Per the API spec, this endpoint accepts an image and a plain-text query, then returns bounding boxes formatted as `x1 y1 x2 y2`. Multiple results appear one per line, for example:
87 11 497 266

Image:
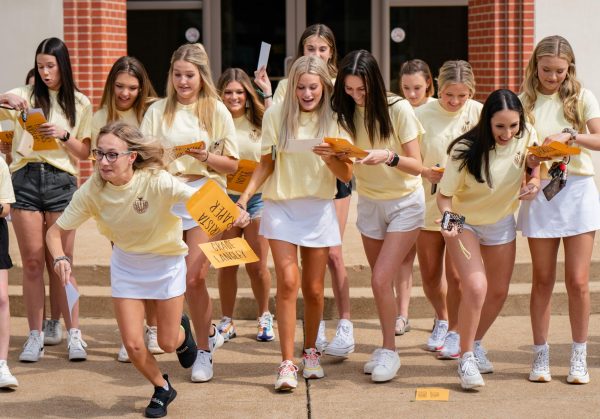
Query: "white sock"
533 343 548 352
162 381 169 391
573 341 587 351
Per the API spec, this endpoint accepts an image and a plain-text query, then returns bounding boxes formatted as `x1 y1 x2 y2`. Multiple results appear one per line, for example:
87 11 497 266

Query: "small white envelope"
284 138 323 153
257 42 271 70
65 281 80 318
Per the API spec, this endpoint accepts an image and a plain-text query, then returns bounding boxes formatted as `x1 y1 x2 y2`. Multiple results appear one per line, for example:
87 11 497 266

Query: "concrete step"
9 281 600 320
9 260 600 288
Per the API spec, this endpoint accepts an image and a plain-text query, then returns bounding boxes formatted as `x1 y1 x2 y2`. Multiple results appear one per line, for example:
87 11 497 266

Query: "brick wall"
468 0 535 101
63 0 128 182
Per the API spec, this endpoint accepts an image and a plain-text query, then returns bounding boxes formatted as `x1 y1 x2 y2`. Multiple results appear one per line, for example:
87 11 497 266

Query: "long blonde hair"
164 43 219 136
279 56 334 150
94 121 168 186
436 60 476 97
521 35 583 131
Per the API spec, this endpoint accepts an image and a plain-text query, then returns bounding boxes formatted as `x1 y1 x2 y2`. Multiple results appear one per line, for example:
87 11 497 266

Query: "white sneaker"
209 325 224 353
19 330 44 362
316 320 328 352
217 316 237 342
274 360 298 391
529 344 551 382
67 328 88 361
567 345 590 384
371 349 401 382
191 350 213 382
117 343 130 363
427 319 448 351
473 341 494 374
0 360 18 389
437 331 460 360
145 326 164 354
324 319 355 357
395 315 411 336
43 319 63 346
257 312 275 342
458 352 485 389
302 348 324 379
364 348 383 375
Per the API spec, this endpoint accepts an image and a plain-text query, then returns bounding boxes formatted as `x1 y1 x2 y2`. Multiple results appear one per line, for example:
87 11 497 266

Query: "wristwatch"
59 131 71 142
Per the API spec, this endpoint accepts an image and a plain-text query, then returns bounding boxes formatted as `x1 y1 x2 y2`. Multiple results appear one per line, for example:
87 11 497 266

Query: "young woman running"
0 37 91 362
518 35 600 385
415 60 482 359
438 89 539 389
392 59 436 335
93 56 163 362
141 43 238 383
332 50 424 383
237 55 352 391
215 67 274 342
47 121 248 417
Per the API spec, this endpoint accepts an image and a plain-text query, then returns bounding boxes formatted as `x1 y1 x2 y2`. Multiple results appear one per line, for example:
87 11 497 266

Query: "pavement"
3 315 600 418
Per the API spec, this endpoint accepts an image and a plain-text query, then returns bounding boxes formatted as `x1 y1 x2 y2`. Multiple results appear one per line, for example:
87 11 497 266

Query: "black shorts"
335 178 353 200
0 218 12 269
11 163 77 212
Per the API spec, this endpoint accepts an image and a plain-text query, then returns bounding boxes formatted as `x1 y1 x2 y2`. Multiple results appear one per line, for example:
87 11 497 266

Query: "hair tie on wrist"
201 152 210 162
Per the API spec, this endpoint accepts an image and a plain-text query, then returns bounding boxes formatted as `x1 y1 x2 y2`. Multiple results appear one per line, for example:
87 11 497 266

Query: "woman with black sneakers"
46 122 249 417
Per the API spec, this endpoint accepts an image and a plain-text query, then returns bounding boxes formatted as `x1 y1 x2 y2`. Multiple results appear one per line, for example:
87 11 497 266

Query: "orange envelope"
0 130 14 144
173 141 206 159
528 141 581 158
415 387 449 401
226 159 258 193
324 137 368 158
185 179 240 237
18 108 59 151
198 237 259 268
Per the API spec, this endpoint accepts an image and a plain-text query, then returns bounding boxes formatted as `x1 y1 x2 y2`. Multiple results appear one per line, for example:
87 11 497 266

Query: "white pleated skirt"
111 246 187 299
259 198 341 247
517 175 600 238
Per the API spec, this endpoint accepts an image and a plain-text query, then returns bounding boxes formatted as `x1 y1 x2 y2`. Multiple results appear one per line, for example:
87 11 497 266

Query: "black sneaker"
176 314 197 368
144 374 177 418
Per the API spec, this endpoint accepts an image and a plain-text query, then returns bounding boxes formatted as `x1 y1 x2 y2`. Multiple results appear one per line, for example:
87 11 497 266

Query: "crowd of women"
0 22 599 418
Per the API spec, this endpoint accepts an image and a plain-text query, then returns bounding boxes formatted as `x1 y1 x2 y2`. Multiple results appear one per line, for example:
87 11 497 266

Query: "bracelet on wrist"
384 149 392 164
235 202 246 211
562 127 578 144
53 255 72 267
201 152 210 162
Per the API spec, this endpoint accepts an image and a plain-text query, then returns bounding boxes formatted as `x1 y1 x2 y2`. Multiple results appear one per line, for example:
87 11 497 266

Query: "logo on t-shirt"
514 151 525 168
249 128 261 143
133 197 149 214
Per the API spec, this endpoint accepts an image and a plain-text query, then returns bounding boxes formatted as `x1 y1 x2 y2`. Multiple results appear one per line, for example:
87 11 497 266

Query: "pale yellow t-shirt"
141 99 239 187
439 123 538 226
416 99 483 230
227 115 263 196
92 107 140 148
0 158 15 204
520 88 600 178
261 103 348 200
57 169 193 255
0 85 92 175
353 97 424 200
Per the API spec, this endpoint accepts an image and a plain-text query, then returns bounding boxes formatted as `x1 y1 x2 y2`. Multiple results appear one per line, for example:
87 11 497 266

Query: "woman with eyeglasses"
0 37 92 363
47 121 248 417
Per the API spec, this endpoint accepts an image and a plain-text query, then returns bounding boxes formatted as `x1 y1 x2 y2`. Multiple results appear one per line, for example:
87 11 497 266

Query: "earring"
245 100 250 109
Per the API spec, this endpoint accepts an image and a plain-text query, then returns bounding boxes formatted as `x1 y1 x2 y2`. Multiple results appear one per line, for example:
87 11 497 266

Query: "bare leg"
416 231 448 320
328 196 351 319
301 246 329 348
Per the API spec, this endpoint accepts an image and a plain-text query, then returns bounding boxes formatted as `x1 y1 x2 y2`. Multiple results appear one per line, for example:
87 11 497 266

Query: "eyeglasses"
92 149 132 163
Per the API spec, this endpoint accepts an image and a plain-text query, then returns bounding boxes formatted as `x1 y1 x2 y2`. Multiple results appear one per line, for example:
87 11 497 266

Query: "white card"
284 138 323 153
257 42 271 70
65 281 80 318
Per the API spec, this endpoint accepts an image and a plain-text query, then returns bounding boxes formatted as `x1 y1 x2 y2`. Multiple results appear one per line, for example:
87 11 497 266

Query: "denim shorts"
229 193 264 220
11 163 77 212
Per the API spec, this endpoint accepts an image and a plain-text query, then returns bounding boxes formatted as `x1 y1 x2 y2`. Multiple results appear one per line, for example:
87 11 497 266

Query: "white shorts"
517 175 600 238
171 177 209 231
259 198 341 247
357 186 425 240
111 246 187 299
463 214 516 246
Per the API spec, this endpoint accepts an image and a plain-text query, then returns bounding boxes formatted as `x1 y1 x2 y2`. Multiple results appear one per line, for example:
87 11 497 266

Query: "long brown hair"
294 24 338 78
217 68 264 128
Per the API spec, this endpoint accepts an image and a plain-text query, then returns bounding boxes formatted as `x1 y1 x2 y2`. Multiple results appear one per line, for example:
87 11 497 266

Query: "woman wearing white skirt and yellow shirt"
47 122 249 417
415 60 482 360
215 68 274 343
237 56 352 391
93 56 163 362
332 50 424 383
518 35 600 384
0 37 92 363
141 43 239 383
438 89 539 389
